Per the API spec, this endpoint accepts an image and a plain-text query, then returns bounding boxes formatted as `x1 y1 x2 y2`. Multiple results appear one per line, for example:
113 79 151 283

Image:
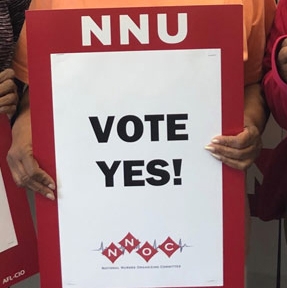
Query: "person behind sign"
0 0 31 119
7 0 275 204
262 0 287 129
261 0 287 236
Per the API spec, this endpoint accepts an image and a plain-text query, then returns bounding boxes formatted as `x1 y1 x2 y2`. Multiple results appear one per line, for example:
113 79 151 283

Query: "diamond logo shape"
119 232 140 253
102 242 123 263
136 241 158 262
158 237 180 257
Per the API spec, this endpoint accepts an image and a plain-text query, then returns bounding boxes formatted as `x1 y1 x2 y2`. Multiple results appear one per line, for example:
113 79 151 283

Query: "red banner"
0 115 38 288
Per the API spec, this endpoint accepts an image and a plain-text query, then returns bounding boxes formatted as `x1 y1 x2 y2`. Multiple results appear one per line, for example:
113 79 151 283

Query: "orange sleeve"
12 22 29 84
12 0 54 84
243 0 276 85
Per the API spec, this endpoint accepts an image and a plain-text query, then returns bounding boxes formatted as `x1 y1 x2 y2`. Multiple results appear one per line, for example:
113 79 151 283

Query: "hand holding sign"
205 83 265 171
7 89 56 200
205 125 262 170
0 68 18 119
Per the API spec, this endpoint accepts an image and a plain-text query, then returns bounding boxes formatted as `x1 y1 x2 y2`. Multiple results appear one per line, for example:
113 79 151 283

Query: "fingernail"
48 183 55 190
211 153 221 160
205 145 215 152
211 138 220 144
46 193 55 201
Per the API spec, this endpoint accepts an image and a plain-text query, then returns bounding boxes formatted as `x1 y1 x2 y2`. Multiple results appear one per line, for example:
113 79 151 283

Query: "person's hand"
205 125 262 171
7 102 56 200
0 68 18 118
277 38 287 83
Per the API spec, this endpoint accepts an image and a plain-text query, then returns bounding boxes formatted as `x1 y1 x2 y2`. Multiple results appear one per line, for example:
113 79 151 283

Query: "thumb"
281 38 287 48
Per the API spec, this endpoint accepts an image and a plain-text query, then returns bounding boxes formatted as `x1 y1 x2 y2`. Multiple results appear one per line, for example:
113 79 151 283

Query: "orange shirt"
13 0 276 85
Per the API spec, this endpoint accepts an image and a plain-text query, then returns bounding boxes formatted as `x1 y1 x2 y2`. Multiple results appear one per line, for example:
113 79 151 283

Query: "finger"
210 134 250 150
205 143 252 161
0 79 17 97
0 105 17 117
18 172 56 200
29 167 56 190
210 152 253 170
0 68 15 82
278 45 287 82
23 179 56 200
278 46 287 64
0 93 18 106
211 126 261 149
281 38 287 48
205 142 259 171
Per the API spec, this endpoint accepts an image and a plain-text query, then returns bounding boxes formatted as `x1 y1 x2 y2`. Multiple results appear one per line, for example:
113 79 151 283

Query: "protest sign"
0 115 38 288
27 5 244 288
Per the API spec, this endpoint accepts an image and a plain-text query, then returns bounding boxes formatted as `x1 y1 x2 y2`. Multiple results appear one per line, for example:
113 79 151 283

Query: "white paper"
51 49 222 287
0 168 18 253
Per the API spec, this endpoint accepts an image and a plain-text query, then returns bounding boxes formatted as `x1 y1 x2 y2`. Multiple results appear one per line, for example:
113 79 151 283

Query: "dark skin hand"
277 38 287 83
7 88 56 200
205 83 266 171
0 68 18 118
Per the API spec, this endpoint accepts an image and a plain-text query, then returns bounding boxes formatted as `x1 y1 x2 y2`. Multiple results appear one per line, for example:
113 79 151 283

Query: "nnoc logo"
2 270 25 284
98 233 189 263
